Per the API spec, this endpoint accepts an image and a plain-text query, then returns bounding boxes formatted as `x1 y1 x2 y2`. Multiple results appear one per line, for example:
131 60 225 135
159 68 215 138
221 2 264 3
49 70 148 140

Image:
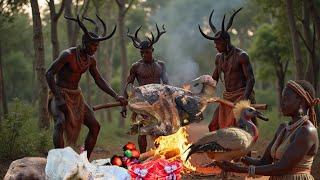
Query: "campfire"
182 83 191 91
153 127 196 172
140 127 196 173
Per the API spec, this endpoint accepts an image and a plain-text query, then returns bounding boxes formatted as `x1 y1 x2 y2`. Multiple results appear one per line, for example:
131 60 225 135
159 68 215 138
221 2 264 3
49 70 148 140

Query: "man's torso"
134 60 164 86
218 48 248 92
56 47 93 89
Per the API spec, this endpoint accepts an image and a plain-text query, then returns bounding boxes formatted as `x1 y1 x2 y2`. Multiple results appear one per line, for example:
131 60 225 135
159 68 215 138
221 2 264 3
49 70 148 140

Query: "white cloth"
45 147 130 180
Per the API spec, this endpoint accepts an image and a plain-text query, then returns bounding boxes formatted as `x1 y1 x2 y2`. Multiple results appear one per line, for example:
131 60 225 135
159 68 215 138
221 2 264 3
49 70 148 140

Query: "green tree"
30 0 49 129
249 23 291 111
0 0 29 121
48 0 65 60
115 0 135 128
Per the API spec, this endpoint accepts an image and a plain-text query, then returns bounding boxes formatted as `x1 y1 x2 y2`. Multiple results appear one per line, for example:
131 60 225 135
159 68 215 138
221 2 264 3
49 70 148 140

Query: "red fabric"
156 159 183 180
208 103 236 132
128 161 157 180
209 87 255 132
128 159 182 180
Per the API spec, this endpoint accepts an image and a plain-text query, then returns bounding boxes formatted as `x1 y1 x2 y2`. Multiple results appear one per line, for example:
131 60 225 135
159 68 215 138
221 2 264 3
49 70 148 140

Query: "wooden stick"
92 102 122 111
139 150 155 161
207 98 268 110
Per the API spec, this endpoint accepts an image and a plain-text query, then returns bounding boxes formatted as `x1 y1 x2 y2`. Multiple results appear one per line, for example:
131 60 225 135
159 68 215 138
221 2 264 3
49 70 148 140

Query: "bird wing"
193 127 253 151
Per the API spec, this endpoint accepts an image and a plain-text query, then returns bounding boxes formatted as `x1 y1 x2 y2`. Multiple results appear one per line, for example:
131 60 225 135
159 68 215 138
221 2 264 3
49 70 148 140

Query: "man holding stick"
46 15 127 159
121 24 169 153
199 8 256 131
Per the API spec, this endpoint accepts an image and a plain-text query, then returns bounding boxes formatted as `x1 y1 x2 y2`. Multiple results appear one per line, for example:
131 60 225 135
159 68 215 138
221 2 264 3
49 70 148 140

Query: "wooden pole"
207 98 268 110
92 102 122 111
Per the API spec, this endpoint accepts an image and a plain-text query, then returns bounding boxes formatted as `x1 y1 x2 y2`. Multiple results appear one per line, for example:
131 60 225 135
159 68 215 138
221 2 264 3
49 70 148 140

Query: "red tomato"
123 142 136 151
131 149 140 158
111 155 123 166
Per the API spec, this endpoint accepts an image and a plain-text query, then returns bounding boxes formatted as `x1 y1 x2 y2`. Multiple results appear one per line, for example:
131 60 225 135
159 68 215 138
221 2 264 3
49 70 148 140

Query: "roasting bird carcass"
127 75 217 136
186 100 268 162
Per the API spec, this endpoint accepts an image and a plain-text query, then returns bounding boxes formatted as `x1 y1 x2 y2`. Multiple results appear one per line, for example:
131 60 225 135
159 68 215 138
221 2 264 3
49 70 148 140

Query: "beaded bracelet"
248 165 256 177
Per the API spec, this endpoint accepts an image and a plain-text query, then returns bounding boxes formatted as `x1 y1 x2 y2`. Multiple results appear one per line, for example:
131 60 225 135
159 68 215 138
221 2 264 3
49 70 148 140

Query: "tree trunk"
30 0 49 129
0 41 8 121
309 0 320 47
31 57 36 105
275 70 285 113
104 38 115 122
307 0 320 97
307 0 320 124
115 0 134 127
285 0 304 79
302 1 319 96
273 55 288 114
302 0 315 85
49 0 64 60
238 28 246 49
104 0 115 123
65 0 73 46
118 11 127 128
49 0 59 59
51 18 60 59
70 0 91 46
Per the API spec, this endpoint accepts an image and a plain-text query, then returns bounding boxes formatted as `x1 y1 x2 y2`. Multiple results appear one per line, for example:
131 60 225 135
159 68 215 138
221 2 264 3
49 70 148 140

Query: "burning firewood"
162 148 180 159
139 150 155 161
137 127 196 173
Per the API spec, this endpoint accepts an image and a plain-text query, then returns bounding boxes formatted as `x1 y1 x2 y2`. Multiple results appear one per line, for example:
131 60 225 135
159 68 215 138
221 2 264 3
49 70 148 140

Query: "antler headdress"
199 8 242 41
127 24 166 49
64 14 117 42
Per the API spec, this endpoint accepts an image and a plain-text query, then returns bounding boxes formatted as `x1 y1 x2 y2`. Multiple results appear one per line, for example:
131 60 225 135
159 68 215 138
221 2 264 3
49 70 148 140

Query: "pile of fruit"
110 142 140 168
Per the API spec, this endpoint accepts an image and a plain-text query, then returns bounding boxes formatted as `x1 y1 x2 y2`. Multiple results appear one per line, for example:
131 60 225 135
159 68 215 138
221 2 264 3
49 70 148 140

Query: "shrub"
0 98 52 160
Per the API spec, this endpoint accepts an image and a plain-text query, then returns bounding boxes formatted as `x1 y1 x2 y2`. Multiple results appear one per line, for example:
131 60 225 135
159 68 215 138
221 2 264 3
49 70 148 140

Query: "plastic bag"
45 147 130 180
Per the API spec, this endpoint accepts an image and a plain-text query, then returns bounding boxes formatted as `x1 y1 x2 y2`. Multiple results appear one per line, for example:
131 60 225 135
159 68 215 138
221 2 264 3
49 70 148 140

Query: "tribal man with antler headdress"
46 15 127 159
198 8 256 132
121 24 169 153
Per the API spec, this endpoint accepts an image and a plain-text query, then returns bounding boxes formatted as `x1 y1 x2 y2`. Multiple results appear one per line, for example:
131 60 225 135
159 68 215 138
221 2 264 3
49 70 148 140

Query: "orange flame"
182 83 191 91
152 127 196 172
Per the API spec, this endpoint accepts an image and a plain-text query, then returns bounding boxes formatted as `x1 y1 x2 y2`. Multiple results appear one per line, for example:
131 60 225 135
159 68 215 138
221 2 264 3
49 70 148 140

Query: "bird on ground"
186 100 268 162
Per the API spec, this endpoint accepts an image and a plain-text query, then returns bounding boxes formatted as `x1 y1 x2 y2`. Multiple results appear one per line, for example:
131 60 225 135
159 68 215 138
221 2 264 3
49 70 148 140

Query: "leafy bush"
0 98 52 160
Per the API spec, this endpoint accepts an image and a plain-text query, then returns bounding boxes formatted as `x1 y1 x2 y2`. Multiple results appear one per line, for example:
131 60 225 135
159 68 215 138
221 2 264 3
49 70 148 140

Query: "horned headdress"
199 8 242 42
64 14 117 42
127 24 166 49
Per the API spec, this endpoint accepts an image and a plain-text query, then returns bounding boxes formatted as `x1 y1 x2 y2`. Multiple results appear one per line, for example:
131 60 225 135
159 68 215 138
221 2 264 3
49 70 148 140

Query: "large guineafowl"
186 100 268 162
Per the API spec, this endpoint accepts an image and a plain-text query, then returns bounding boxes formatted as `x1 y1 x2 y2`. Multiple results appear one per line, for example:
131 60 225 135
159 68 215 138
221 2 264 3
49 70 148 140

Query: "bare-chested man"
121 24 169 153
46 15 127 158
198 8 256 132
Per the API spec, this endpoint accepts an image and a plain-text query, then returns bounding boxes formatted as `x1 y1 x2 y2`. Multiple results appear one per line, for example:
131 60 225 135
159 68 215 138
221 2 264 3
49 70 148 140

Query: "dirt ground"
1 122 319 179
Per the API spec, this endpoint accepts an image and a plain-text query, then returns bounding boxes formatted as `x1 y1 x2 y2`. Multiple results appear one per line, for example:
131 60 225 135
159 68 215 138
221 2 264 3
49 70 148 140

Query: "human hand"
240 156 251 166
121 106 127 118
215 161 243 173
115 95 128 106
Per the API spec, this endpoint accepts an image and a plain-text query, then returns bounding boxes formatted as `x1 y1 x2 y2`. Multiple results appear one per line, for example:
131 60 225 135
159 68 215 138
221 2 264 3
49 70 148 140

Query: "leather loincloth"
48 87 87 144
209 87 255 131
